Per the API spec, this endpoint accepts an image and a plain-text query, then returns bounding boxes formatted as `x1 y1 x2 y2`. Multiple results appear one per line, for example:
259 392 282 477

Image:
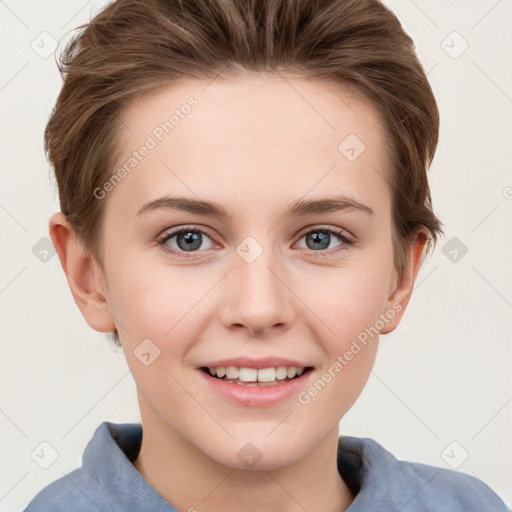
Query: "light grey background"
1 1 511 510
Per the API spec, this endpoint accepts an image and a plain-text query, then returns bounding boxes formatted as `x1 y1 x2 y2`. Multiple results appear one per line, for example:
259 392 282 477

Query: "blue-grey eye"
297 229 345 251
163 229 214 252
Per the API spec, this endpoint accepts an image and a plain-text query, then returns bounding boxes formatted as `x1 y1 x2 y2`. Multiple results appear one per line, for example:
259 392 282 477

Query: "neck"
132 403 354 512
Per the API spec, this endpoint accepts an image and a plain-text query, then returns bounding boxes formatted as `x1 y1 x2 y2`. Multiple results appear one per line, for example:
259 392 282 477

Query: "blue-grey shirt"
24 421 509 511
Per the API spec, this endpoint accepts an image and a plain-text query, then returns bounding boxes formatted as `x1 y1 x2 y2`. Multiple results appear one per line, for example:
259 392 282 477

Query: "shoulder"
338 436 509 511
23 421 171 512
399 458 508 511
23 467 105 512
23 421 128 512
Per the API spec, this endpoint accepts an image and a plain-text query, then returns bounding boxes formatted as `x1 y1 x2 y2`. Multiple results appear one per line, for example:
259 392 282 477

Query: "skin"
49 73 427 512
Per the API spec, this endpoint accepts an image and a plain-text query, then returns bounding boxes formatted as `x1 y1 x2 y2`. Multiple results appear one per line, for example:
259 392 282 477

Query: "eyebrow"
136 194 374 218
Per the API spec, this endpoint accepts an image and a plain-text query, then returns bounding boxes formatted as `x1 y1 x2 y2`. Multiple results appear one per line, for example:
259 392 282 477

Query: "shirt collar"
83 421 176 511
83 421 416 511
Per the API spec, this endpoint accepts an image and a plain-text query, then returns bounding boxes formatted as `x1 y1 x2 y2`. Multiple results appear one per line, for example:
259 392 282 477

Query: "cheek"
106 256 204 345
302 270 390 412
298 252 393 400
106 258 229 398
108 261 206 409
304 261 393 344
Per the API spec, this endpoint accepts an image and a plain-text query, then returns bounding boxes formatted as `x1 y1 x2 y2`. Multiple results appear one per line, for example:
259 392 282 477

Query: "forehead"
108 74 391 219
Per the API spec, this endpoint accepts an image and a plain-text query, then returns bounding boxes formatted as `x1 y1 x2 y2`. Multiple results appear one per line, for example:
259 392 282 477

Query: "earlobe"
380 229 428 335
49 212 116 333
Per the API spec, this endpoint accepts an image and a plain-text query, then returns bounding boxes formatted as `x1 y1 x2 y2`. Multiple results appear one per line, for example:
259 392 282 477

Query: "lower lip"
197 368 314 407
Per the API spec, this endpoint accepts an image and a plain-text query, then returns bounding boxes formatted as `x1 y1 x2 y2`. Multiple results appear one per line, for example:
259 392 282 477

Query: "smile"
203 365 310 386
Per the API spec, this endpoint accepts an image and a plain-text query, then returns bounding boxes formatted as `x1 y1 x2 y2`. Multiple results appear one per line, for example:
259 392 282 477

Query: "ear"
379 228 428 335
49 212 116 333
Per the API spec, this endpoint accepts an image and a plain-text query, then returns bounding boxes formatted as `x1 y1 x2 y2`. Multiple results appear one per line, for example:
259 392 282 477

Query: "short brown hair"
46 0 443 346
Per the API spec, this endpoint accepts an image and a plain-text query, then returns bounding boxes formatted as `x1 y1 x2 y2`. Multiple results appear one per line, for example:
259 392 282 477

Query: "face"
90 74 408 469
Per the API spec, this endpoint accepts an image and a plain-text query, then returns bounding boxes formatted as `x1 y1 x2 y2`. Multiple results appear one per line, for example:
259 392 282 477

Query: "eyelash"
156 225 354 259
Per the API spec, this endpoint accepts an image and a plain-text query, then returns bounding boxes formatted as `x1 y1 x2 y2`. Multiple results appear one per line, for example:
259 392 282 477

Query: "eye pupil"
177 231 202 251
307 232 330 251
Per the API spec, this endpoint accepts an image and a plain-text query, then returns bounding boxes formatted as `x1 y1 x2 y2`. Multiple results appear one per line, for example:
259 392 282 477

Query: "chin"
203 437 304 472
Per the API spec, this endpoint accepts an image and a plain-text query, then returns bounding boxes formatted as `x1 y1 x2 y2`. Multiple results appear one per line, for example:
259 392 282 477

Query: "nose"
218 245 296 337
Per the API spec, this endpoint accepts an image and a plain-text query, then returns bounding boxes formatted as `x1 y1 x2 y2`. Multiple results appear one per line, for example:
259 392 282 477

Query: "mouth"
200 366 314 387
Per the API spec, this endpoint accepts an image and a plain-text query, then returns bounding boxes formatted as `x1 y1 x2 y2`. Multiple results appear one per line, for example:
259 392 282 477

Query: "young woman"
24 0 508 510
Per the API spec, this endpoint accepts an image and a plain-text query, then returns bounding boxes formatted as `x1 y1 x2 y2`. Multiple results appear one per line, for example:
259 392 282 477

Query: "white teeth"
225 366 238 379
207 365 307 383
238 367 258 382
287 367 297 379
257 368 275 382
275 366 288 380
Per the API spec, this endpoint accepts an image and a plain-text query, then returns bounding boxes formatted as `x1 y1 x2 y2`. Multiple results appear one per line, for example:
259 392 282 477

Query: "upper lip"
199 357 311 370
